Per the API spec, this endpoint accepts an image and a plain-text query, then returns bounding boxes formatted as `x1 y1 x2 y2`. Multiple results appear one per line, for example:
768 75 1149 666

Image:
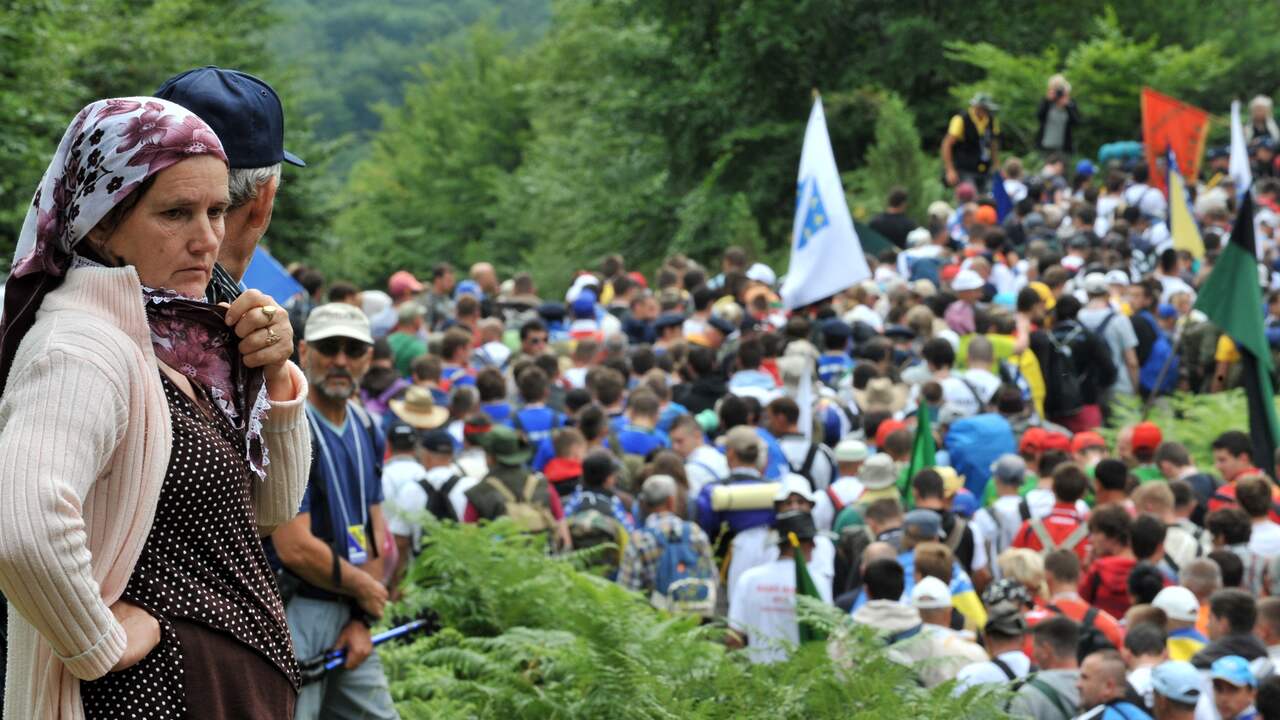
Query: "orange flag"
1141 88 1210 195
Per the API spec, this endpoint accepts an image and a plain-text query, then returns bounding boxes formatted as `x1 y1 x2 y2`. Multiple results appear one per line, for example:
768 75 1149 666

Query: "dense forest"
3 0 1278 294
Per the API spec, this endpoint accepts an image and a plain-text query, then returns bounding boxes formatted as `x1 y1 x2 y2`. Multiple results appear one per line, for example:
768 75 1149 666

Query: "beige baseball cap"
304 303 373 344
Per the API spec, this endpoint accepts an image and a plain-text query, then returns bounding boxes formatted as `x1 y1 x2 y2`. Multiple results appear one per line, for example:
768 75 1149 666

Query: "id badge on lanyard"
346 524 369 565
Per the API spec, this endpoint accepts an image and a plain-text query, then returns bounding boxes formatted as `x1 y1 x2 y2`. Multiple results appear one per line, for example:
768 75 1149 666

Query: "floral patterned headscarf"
1 97 270 479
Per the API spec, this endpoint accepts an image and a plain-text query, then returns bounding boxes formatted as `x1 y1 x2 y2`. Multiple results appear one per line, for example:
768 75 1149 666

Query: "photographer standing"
1037 74 1081 156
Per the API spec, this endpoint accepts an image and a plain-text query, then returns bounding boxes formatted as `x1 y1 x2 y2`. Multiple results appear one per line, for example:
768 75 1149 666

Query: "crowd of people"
8 62 1280 720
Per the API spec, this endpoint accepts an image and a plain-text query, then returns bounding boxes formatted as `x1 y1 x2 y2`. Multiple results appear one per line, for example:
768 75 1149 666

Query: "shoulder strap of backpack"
884 623 924 645
1059 523 1091 552
957 375 985 409
1090 311 1118 337
485 475 518 504
1019 497 1031 521
991 656 1019 681
522 474 540 503
798 443 821 483
1082 606 1099 632
827 486 846 513
945 516 967 552
1029 517 1054 549
1026 675 1073 719
511 410 525 435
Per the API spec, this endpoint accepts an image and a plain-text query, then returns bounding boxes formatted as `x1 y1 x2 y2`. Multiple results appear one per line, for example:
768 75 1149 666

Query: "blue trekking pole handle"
320 618 433 670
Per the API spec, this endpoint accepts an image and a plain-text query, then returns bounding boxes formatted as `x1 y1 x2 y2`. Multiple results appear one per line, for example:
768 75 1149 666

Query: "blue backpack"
945 413 1017 498
646 523 716 615
1137 313 1179 394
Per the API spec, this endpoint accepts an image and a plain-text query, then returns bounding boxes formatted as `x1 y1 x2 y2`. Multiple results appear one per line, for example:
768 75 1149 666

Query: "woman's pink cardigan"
0 265 311 719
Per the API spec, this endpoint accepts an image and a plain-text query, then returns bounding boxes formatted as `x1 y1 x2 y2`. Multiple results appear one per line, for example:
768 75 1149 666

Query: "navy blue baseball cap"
155 66 305 169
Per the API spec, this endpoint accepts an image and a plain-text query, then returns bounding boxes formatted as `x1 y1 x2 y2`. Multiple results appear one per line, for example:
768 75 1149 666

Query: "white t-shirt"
563 366 589 389
1024 488 1091 520
843 304 884 333
777 434 836 491
729 556 833 665
813 476 865 531
684 445 729 498
960 368 1001 406
765 535 836 597
972 495 1026 578
1251 521 1280 559
940 376 983 417
954 650 1032 694
1128 664 1155 710
727 526 775 606
1158 274 1195 304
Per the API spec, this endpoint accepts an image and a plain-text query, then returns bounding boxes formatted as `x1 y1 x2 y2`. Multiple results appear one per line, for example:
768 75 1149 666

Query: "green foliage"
1101 390 1280 472
326 26 530 285
947 11 1236 161
385 520 1009 719
846 91 945 226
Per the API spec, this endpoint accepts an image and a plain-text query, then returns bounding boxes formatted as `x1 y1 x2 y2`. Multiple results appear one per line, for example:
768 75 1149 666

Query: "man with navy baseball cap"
154 66 306 303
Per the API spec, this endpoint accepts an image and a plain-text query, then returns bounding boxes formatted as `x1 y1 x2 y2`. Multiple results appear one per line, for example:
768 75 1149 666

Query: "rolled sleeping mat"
710 482 781 512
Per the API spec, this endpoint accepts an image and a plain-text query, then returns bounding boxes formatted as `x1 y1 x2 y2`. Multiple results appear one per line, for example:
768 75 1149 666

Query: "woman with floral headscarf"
0 98 310 719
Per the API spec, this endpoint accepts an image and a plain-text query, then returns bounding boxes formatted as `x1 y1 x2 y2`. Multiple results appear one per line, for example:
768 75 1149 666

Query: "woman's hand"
108 600 160 672
223 290 295 400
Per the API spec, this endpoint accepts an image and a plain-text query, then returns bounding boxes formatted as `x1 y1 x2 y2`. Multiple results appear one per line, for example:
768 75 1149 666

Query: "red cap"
627 271 648 289
974 205 998 225
940 264 961 283
1042 431 1072 452
1071 431 1107 454
1131 421 1163 451
388 270 424 298
1019 427 1048 453
875 419 907 449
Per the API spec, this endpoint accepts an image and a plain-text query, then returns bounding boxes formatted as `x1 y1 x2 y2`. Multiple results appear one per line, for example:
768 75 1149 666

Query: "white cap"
1152 586 1200 623
1104 269 1131 286
834 439 869 463
1082 272 1109 296
746 262 777 286
951 269 984 292
305 303 374 344
906 227 932 247
773 473 817 504
911 576 953 609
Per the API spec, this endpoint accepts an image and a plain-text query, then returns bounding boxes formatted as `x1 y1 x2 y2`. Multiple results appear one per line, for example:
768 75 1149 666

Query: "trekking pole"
299 616 438 685
1140 325 1185 421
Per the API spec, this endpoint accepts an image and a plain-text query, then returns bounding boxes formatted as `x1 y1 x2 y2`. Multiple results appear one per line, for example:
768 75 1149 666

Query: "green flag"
898 405 937 505
789 532 827 643
1194 191 1280 474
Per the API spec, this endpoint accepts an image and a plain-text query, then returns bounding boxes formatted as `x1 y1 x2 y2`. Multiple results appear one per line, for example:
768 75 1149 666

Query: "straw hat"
388 386 449 429
854 377 908 414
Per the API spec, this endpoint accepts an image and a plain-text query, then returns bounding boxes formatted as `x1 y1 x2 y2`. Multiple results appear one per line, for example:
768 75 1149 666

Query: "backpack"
834 524 874 598
419 467 464 522
646 523 716 615
1047 604 1116 663
567 506 627 571
485 474 556 533
787 442 826 492
1135 313 1179 394
1027 517 1090 555
945 414 1017 498
1041 329 1086 418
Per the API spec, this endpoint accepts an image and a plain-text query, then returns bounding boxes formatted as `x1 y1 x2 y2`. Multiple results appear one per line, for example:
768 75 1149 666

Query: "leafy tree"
324 27 531 286
846 91 944 226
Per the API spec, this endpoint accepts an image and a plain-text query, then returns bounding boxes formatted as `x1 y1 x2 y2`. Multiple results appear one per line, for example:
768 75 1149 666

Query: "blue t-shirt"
513 406 565 444
300 405 386 583
607 422 670 457
755 427 791 480
656 402 689 434
482 401 514 426
817 352 854 387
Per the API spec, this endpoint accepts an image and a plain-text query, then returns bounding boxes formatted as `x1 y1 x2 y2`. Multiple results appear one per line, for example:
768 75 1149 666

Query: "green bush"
1101 390 1280 472
384 520 1010 719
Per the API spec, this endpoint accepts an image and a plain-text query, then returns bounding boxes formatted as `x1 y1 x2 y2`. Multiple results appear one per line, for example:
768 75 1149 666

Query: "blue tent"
242 247 303 302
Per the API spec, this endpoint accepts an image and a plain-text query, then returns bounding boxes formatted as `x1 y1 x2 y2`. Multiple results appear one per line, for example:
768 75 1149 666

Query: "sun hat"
388 386 450 430
860 454 899 490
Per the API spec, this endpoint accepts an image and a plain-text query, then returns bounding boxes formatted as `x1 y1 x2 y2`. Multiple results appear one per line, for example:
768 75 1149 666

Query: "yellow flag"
1169 166 1205 259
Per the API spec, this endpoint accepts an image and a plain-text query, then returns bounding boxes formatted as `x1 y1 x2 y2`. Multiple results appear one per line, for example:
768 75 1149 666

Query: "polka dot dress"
82 374 299 718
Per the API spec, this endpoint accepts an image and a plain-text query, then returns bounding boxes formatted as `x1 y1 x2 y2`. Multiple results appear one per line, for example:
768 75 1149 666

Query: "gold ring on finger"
265 328 281 346
261 305 278 321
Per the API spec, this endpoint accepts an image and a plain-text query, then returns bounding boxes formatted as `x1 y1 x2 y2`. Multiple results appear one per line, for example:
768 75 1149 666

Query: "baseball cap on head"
1151 660 1202 705
1211 655 1257 688
911 576 952 610
304 303 373 344
1131 421 1163 451
773 473 817 504
155 66 305 168
1152 586 1199 623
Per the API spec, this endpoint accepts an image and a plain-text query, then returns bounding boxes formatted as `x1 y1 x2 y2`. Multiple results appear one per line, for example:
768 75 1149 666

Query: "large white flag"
780 97 870 310
1231 99 1253 198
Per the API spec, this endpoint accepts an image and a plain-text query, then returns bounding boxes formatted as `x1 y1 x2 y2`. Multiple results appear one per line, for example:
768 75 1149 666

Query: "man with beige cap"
813 439 869 531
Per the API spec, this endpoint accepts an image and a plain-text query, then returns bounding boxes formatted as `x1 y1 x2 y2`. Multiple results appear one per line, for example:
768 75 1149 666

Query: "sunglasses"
311 337 372 358
526 336 548 345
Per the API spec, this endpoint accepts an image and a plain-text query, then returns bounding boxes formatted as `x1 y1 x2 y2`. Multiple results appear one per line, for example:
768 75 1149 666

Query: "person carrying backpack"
1025 550 1125 659
1077 273 1140 405
767 396 837 491
1012 464 1093 564
617 474 716 616
1044 293 1117 432
462 425 572 549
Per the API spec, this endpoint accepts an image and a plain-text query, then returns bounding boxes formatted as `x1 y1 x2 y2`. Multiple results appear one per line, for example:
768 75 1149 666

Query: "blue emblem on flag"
795 175 829 250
